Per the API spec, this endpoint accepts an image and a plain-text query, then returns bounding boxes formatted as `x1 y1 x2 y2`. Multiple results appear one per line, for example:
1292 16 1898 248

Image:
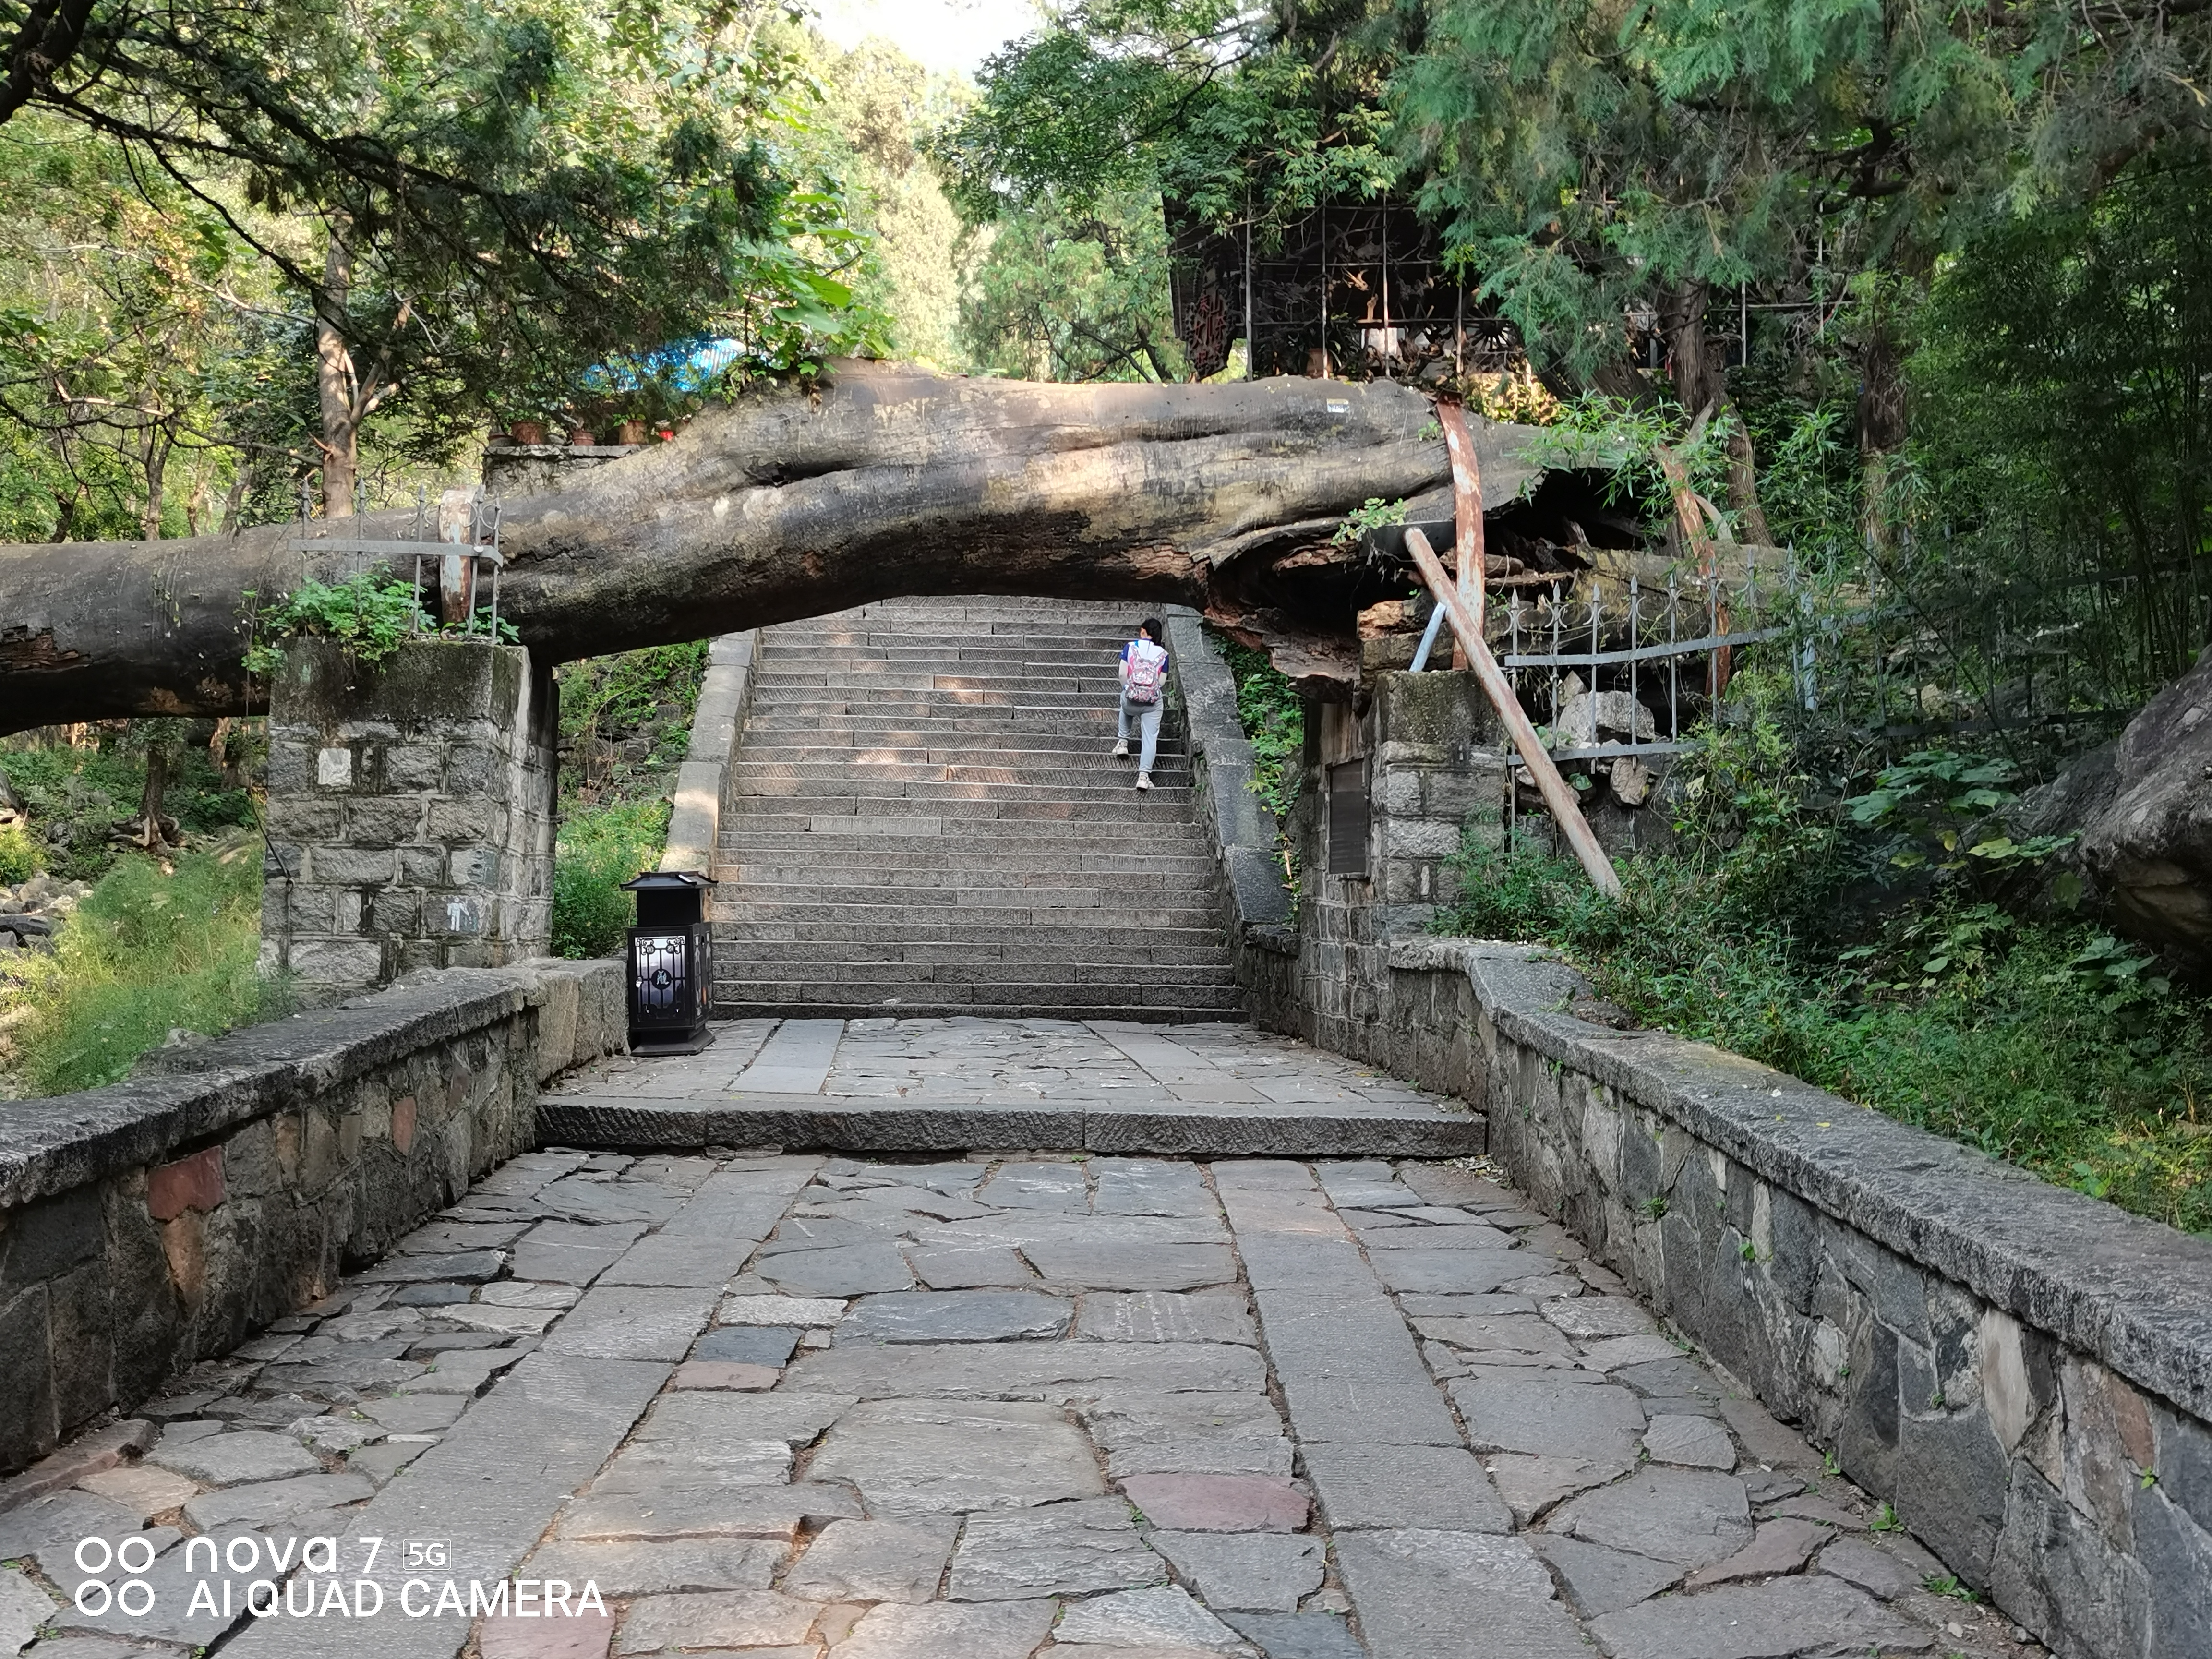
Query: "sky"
813 0 1042 79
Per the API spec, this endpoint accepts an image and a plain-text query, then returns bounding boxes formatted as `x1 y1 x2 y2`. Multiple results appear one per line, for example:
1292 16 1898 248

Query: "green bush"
1435 729 2212 1234
10 841 267 1095
0 821 39 884
552 798 669 959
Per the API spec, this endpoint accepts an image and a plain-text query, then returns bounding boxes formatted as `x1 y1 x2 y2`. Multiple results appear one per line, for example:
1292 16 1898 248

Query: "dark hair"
1138 617 1164 643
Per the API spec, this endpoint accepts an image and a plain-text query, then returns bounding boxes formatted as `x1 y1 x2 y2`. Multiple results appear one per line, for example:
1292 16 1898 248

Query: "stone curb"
1395 935 2212 1424
535 1096 1482 1158
661 629 760 875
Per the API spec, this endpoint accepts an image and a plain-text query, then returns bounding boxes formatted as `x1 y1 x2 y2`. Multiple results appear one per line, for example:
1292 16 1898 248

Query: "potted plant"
509 418 547 445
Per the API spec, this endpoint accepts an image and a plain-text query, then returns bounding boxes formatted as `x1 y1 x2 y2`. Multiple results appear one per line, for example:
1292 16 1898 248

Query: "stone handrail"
1162 607 1296 963
0 958 624 1474
1278 934 2212 1655
660 630 759 875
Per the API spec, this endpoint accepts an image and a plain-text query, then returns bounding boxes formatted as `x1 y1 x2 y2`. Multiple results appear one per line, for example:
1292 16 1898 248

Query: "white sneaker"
1136 772 1154 791
1112 739 1130 757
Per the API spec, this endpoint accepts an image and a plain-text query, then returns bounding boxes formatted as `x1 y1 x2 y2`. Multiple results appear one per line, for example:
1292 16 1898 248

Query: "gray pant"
1118 693 1162 773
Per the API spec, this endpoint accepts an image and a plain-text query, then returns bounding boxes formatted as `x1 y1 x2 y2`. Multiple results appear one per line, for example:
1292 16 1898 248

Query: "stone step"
718 862 1219 891
716 596 1241 1020
732 765 1195 793
709 938 1232 966
707 956 1237 987
715 848 1220 876
713 900 1225 929
709 986 1251 1018
713 919 1227 947
722 797 1198 824
715 882 1224 913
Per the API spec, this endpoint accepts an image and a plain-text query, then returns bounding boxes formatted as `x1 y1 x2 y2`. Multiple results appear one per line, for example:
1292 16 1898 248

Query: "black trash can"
622 869 717 1055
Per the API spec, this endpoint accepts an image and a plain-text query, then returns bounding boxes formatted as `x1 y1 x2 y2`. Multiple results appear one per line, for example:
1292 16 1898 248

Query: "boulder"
2077 646 2212 961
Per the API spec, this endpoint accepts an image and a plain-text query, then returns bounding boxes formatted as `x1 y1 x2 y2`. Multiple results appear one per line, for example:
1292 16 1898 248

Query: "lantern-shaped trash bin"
622 870 717 1055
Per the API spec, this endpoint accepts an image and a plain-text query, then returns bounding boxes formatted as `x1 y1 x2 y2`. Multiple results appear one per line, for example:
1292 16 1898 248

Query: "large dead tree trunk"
0 362 1546 734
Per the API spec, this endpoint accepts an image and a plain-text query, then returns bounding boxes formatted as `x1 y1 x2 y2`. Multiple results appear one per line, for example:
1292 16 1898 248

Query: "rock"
1643 1414 1737 1470
1334 1529 1588 1659
1020 1242 1239 1291
947 1499 1164 1600
1549 1468 1753 1567
840 1290 1072 1344
1815 1536 1920 1600
1449 1375 1647 1462
0 1566 57 1655
147 1429 322 1486
481 1606 615 1659
1119 1474 1309 1533
286 1415 387 1455
1540 1297 1654 1339
670 1361 780 1390
1610 756 1654 806
72 1464 200 1521
1589 1573 1935 1657
527 1539 782 1597
1053 1586 1242 1648
1221 1611 1367 1659
1082 1392 1293 1478
635 1390 856 1446
718 1294 848 1326
833 1599 1058 1659
1299 1442 1511 1532
1556 689 1658 745
696 1325 803 1365
783 1519 957 1603
588 1439 794 1492
613 1589 822 1654
1530 1533 1683 1615
1682 1517 1828 1587
807 1399 1104 1515
1077 1291 1258 1346
1486 1455 1632 1527
2073 649 2212 959
180 1472 374 1530
1152 1530 1324 1611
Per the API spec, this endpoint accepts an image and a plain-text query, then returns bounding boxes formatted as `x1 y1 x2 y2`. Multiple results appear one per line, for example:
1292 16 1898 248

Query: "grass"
1436 828 2212 1235
1 732 257 882
1212 631 1304 823
1 837 270 1095
546 642 711 960
551 797 671 959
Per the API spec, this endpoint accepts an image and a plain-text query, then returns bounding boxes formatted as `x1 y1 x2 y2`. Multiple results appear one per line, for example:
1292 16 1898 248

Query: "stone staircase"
709 596 1246 1021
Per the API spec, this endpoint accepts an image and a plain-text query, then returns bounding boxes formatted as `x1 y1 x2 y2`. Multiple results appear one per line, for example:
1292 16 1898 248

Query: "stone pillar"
261 639 557 1005
1289 670 1508 1051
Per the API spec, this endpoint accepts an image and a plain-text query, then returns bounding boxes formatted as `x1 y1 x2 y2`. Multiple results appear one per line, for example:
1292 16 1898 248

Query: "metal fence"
1481 556 2141 788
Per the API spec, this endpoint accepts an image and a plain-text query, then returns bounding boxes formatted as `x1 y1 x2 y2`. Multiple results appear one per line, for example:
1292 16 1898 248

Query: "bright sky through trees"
815 0 1038 77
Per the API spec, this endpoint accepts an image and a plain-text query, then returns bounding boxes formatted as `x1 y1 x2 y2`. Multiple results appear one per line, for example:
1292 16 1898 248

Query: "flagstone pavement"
0 1020 2053 1659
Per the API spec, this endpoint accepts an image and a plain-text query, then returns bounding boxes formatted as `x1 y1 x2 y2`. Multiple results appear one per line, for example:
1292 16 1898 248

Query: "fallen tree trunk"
0 362 1547 734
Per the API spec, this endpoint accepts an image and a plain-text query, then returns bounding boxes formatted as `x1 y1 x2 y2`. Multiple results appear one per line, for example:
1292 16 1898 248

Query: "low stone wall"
1161 608 1299 1013
660 630 760 875
1300 935 2212 1659
0 957 623 1476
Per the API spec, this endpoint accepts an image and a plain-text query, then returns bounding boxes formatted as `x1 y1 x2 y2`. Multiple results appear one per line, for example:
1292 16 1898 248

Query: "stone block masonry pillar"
261 639 558 1004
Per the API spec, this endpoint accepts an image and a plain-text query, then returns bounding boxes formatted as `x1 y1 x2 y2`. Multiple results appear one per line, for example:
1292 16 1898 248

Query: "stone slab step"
733 769 1195 795
715 921 1228 947
716 890 1222 917
710 938 1231 966
717 857 1218 883
709 958 1236 988
538 1093 1485 1157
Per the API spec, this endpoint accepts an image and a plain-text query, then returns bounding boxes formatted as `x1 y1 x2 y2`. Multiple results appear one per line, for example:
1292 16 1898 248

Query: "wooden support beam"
1404 527 1623 900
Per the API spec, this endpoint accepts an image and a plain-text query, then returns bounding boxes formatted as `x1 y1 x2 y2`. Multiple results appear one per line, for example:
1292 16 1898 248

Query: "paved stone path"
0 1031 2052 1659
539 1018 1481 1157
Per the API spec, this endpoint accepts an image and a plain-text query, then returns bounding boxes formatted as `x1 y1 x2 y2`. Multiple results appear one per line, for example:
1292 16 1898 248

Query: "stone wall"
0 958 623 1476
1270 931 2212 1657
1255 665 1509 1059
262 639 557 1005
